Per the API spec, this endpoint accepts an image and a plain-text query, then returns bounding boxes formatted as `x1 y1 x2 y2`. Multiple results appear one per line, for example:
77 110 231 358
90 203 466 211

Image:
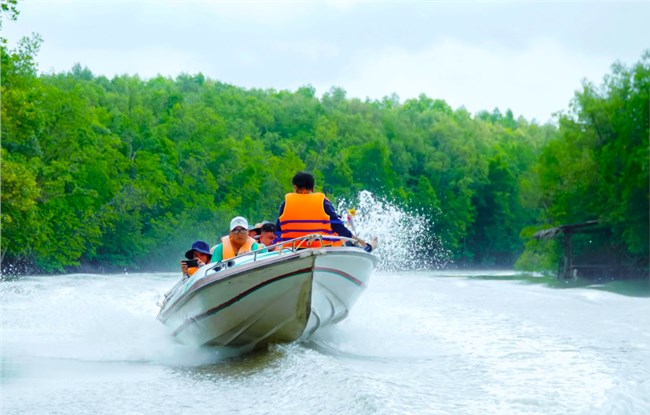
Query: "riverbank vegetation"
1 31 648 275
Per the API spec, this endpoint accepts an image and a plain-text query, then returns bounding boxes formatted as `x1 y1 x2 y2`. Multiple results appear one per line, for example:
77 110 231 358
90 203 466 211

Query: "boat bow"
157 236 377 349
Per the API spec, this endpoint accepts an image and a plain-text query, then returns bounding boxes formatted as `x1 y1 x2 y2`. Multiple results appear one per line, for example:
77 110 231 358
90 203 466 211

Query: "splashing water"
336 190 451 271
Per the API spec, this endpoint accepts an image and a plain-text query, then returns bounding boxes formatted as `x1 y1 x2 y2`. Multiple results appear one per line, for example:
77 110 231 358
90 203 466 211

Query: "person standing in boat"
181 240 212 277
275 171 376 252
210 216 262 262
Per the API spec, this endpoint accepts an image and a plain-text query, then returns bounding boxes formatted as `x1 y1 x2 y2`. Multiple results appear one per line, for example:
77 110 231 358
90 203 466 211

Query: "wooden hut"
534 220 615 280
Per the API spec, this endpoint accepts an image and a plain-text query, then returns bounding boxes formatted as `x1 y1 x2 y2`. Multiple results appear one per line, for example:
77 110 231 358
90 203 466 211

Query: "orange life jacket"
221 235 256 259
278 192 343 247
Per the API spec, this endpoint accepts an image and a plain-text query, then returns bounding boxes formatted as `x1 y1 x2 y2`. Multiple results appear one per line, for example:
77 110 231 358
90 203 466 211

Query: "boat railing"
202 234 361 274
158 234 362 310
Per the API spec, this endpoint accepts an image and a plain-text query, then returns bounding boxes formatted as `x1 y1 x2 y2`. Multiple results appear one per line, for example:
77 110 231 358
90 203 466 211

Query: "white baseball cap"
229 216 249 231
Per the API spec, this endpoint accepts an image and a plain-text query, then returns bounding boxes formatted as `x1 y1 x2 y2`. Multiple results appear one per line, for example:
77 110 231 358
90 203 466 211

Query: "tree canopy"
1 34 647 276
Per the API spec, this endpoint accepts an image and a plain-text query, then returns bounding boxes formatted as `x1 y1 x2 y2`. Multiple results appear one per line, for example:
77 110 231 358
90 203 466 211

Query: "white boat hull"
157 245 376 349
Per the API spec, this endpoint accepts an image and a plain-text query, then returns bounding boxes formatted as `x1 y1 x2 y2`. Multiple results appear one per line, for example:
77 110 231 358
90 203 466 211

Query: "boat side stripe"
172 267 313 337
314 267 366 288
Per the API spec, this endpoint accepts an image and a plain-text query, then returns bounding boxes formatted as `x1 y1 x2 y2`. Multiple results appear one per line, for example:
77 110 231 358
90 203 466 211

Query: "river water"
1 270 648 415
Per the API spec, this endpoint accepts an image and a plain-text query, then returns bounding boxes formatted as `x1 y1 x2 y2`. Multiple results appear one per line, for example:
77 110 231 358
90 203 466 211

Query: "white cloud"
4 1 647 123
331 37 615 122
277 39 340 63
39 46 212 79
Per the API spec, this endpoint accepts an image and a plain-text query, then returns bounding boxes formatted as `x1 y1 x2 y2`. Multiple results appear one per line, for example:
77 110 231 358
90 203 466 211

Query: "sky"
4 1 649 123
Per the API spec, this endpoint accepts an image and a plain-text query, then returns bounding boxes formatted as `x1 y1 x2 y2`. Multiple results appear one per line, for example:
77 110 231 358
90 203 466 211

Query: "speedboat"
156 235 377 350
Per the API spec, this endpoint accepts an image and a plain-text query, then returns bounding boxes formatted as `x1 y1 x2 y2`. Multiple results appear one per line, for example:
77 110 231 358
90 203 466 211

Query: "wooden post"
562 231 573 279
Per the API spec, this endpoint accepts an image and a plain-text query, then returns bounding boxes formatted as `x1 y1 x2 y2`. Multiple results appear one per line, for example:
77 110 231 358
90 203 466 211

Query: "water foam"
335 190 451 271
0 273 232 366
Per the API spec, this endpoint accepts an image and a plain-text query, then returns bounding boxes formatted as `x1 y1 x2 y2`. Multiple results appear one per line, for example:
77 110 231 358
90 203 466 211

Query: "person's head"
229 216 250 245
292 171 314 193
258 222 276 246
184 240 212 264
249 222 263 238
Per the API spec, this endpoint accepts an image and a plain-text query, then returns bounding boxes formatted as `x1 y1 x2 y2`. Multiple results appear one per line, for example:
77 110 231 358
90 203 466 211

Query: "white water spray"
336 190 451 271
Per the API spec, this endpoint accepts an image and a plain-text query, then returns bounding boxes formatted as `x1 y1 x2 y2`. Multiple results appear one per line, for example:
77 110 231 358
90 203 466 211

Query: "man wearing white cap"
210 216 262 263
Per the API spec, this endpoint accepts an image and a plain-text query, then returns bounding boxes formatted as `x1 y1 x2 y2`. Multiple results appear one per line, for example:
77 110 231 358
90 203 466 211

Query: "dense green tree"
2 27 646 275
526 52 649 272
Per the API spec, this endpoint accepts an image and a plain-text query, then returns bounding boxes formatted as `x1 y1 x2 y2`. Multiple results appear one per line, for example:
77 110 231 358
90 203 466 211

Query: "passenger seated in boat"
248 223 261 239
254 222 278 251
210 216 262 262
181 240 213 277
275 171 376 252
248 221 270 239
